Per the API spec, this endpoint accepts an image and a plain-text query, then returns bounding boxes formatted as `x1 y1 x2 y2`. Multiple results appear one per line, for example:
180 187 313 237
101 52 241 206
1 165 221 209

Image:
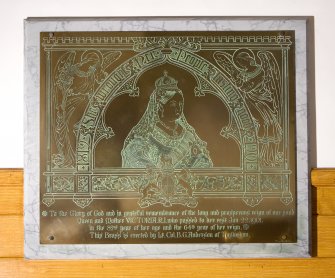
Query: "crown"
155 71 178 90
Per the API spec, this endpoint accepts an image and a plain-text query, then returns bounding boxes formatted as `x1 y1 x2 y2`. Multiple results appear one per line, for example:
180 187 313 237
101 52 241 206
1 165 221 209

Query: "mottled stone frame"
24 17 314 259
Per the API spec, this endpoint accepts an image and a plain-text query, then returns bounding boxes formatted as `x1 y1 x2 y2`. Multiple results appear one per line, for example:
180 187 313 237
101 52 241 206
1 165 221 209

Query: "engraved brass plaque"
40 31 296 244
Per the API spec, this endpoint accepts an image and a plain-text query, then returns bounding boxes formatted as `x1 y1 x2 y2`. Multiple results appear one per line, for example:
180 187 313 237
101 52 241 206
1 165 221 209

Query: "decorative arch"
76 46 259 173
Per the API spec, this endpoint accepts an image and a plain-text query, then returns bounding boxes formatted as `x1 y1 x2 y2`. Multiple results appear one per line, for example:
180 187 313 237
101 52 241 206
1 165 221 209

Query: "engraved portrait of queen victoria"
121 71 213 169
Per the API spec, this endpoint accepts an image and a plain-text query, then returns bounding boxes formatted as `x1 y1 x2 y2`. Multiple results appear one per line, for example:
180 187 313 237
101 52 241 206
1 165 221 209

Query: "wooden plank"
1 258 335 278
311 169 335 215
0 186 23 215
0 169 23 186
311 168 335 186
314 186 335 216
316 216 335 257
0 216 23 258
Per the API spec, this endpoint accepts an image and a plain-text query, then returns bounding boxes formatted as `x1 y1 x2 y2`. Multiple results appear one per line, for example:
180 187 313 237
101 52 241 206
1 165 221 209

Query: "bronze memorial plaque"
40 31 296 244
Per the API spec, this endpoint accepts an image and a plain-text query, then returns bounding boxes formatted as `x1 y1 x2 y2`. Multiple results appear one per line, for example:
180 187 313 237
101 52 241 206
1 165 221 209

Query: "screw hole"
48 235 55 241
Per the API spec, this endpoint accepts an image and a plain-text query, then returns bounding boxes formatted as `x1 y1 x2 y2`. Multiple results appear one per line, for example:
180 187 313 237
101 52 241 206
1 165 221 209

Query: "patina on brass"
40 31 296 244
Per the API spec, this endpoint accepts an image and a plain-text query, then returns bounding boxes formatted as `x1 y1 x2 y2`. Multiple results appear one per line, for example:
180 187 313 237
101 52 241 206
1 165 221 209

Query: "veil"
121 72 212 168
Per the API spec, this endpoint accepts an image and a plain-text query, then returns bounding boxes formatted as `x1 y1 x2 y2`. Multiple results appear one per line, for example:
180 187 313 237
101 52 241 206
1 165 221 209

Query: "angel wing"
257 51 282 120
92 51 122 84
52 51 78 168
101 51 122 71
213 51 243 86
54 51 76 86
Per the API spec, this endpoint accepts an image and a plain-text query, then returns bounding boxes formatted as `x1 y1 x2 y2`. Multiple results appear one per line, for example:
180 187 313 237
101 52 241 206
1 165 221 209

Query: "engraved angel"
52 50 121 168
214 48 283 167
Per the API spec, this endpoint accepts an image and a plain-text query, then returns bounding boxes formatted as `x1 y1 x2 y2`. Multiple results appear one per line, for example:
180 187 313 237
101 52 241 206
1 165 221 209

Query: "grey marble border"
24 17 312 259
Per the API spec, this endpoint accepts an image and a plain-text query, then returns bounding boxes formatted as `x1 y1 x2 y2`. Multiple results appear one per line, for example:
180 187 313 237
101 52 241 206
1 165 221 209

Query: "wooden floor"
0 168 334 277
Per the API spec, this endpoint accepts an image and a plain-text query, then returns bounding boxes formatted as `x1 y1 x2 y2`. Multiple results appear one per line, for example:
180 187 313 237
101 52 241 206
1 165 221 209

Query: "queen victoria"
121 71 213 169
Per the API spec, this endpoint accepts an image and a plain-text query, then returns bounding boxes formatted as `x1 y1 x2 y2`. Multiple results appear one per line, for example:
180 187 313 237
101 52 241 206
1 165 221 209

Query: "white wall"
0 0 334 168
